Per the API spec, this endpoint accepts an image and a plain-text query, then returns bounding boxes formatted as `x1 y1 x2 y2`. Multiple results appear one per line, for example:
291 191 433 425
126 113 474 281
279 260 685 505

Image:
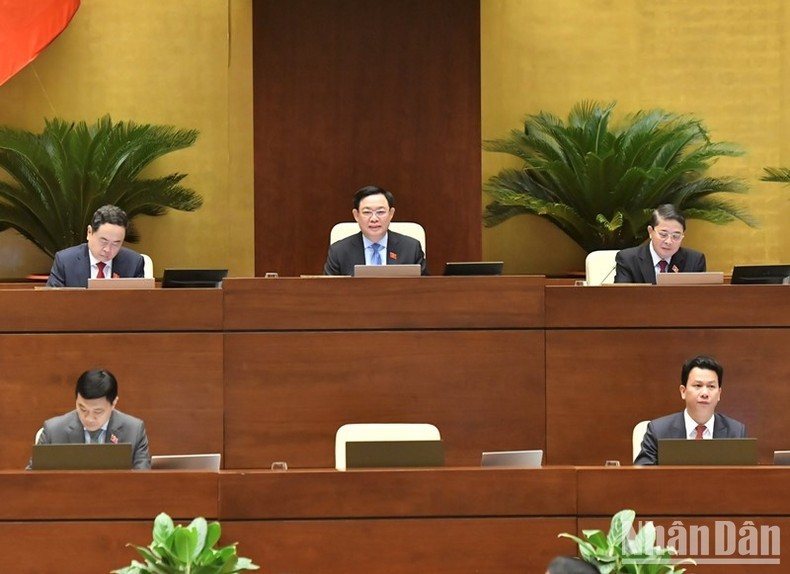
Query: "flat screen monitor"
353 264 421 277
161 268 228 288
444 261 504 276
481 449 543 468
151 453 221 470
657 438 758 465
731 265 790 285
345 440 444 468
30 443 133 470
87 278 155 290
655 272 724 286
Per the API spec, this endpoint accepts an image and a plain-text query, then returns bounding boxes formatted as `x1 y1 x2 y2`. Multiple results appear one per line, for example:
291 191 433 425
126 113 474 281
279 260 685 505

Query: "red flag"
0 0 81 87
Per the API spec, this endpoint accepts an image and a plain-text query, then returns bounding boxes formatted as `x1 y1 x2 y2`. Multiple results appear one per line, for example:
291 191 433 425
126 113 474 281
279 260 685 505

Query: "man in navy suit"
634 355 746 465
614 204 706 284
46 204 145 287
33 368 151 470
323 185 428 275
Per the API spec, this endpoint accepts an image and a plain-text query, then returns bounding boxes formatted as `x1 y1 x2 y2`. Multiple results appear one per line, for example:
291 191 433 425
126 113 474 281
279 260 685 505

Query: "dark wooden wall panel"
253 0 481 277
224 330 545 469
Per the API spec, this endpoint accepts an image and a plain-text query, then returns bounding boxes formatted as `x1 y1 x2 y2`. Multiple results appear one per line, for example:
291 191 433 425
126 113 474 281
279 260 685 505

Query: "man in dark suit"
46 204 145 287
34 369 151 469
634 355 746 465
615 204 706 284
323 185 428 276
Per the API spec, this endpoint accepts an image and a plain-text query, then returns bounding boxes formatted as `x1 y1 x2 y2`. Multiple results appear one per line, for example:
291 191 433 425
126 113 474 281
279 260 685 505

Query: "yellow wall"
482 0 790 275
0 0 254 277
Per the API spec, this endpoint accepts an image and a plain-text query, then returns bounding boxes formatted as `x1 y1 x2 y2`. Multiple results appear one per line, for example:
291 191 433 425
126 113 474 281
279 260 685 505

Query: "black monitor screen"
161 268 228 288
444 261 504 276
731 265 790 285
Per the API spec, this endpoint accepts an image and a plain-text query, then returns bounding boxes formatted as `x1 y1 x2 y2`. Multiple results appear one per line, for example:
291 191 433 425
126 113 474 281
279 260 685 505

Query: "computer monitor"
731 265 790 285
444 261 504 276
30 443 133 470
345 440 445 468
161 268 228 288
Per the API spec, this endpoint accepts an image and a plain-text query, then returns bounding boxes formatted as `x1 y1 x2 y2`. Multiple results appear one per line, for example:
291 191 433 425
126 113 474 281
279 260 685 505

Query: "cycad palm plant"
0 115 202 259
483 101 754 252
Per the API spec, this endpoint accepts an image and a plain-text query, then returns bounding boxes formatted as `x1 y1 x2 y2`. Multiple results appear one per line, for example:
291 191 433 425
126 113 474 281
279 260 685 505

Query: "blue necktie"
371 243 383 265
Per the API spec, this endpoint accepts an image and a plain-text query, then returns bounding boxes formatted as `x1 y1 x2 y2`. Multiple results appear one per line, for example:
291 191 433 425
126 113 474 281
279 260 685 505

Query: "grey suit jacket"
614 243 706 284
47 243 145 287
634 411 747 465
36 409 151 469
323 230 428 275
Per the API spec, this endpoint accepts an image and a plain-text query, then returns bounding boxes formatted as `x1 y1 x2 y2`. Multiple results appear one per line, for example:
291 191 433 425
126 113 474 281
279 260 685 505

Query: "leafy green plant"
558 509 694 574
483 100 754 252
761 166 790 184
112 512 259 573
0 115 202 259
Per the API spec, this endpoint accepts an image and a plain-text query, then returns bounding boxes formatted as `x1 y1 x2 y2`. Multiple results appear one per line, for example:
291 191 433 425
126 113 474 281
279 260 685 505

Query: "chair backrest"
632 420 650 462
34 427 43 444
141 253 154 279
334 423 440 471
585 250 620 285
329 222 426 256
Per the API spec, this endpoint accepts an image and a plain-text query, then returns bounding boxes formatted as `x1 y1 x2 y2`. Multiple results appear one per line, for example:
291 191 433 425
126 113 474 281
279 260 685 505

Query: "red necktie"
694 424 706 440
658 260 668 273
97 261 106 279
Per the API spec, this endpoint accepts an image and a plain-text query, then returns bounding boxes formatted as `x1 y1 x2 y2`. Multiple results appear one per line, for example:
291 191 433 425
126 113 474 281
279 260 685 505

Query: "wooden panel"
224 330 544 468
0 471 218 519
223 518 577 574
223 276 545 330
546 329 790 465
545 285 790 327
253 0 481 278
220 467 577 518
0 333 224 469
0 289 223 332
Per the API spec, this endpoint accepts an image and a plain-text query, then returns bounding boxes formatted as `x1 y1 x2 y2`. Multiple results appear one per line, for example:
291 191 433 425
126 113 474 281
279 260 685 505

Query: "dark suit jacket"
35 409 151 469
46 243 145 287
323 230 428 275
634 411 747 466
614 243 706 284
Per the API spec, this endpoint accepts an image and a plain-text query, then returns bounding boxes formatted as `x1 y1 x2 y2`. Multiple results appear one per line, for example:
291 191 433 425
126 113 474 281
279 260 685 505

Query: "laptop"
444 261 504 276
657 438 758 465
481 449 543 468
30 443 133 470
151 453 221 470
161 268 228 288
773 451 790 465
731 265 790 285
353 264 421 277
345 440 444 468
87 277 155 290
655 272 724 286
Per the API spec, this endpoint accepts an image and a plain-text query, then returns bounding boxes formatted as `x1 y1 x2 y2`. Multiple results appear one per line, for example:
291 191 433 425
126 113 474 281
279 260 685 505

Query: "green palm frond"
483 101 751 252
761 166 790 183
0 115 201 259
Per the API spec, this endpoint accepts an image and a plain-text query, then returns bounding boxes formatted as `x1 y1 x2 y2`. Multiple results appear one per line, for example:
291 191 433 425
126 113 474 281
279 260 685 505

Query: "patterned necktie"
658 260 668 273
97 261 106 278
694 424 706 440
371 243 383 265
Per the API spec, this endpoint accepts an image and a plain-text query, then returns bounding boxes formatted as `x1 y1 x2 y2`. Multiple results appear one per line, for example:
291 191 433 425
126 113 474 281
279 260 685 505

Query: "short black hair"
353 185 395 210
650 204 686 230
75 369 119 402
546 556 600 574
681 355 723 387
91 205 129 231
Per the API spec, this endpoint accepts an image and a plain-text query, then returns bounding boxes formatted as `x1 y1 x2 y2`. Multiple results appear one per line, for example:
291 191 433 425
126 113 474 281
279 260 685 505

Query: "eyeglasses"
359 209 390 219
654 230 684 242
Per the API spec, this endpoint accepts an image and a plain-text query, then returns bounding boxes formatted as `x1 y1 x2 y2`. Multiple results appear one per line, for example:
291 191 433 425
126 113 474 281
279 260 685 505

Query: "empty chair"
141 253 154 279
585 250 620 285
334 423 440 471
632 420 650 463
34 427 43 444
329 222 426 256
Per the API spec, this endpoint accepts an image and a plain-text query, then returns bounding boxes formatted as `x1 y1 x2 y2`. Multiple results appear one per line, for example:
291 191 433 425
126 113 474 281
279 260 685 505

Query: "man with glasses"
614 204 706 284
47 204 145 287
323 185 428 275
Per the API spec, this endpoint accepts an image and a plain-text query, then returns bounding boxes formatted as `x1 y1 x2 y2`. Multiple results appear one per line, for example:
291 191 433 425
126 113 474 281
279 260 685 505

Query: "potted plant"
558 509 694 574
483 100 755 252
0 115 202 260
112 512 258 573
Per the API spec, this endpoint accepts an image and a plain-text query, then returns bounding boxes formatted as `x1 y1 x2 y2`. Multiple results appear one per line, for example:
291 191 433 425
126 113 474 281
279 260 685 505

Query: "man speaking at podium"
46 204 145 287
